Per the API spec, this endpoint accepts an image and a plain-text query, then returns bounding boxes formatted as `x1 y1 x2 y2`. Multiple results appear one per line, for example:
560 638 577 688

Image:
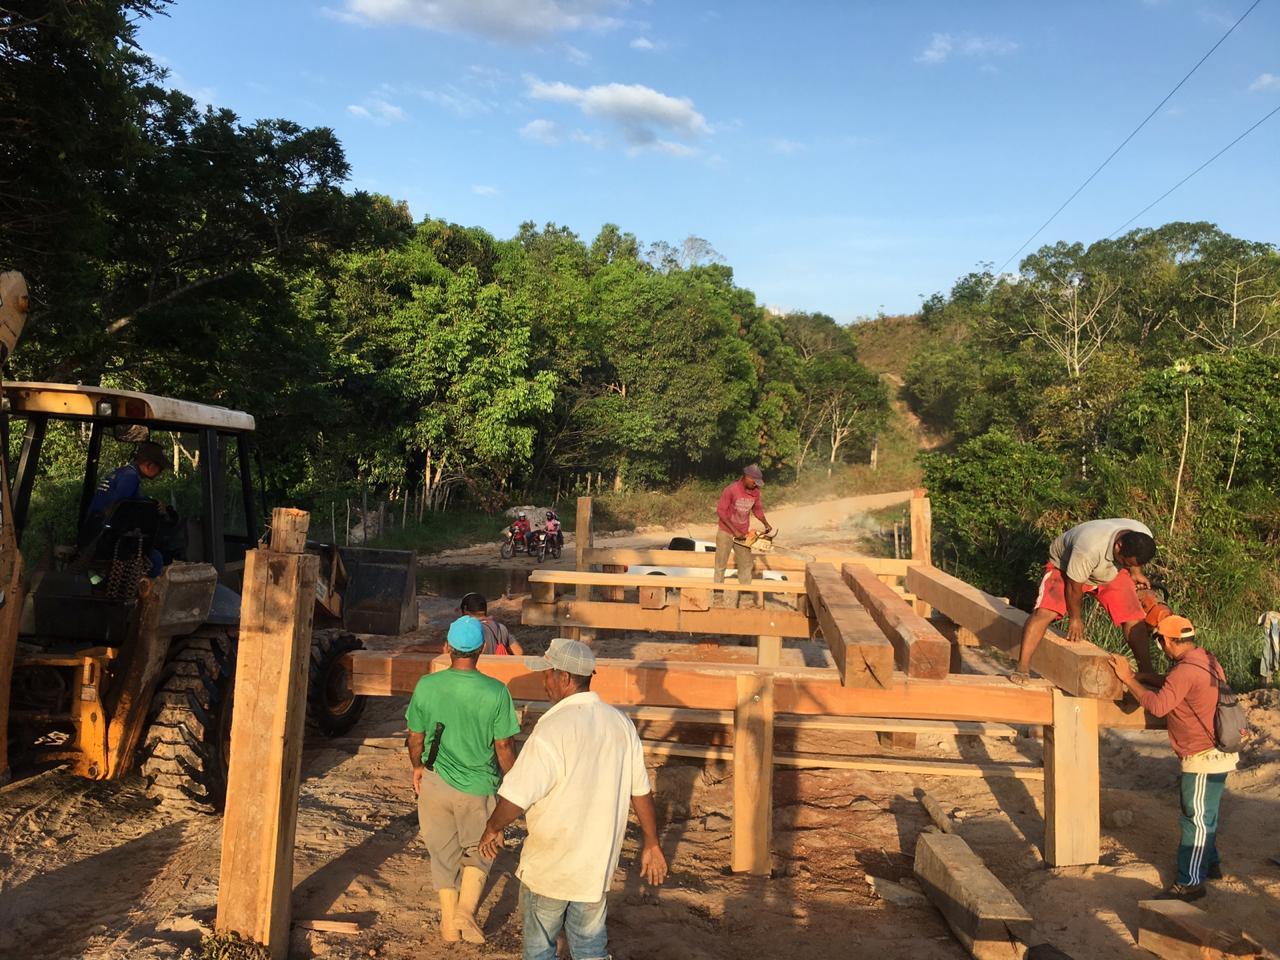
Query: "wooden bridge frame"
346 494 1156 877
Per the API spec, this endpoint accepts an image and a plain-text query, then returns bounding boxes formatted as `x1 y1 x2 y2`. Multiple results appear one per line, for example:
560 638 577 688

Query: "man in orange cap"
1111 615 1238 902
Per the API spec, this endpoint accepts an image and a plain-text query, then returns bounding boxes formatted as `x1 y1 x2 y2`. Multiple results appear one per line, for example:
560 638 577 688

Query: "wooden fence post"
732 672 774 875
1044 689 1100 867
570 497 594 644
215 507 319 958
911 490 933 618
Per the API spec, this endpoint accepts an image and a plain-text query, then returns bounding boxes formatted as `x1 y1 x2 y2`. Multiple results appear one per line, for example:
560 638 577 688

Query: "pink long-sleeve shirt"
1134 647 1222 759
717 479 766 537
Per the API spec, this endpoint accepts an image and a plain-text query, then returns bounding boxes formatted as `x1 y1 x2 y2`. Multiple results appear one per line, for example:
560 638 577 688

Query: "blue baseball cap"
447 615 484 654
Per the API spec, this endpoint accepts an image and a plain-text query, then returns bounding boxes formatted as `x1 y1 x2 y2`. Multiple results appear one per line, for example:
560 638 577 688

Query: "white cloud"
520 118 562 144
653 139 698 157
526 76 709 150
630 36 655 50
570 129 607 148
771 138 806 155
467 65 506 89
417 84 495 116
916 32 1018 64
1249 72 1280 92
562 42 592 64
337 0 623 43
472 184 499 196
346 97 406 124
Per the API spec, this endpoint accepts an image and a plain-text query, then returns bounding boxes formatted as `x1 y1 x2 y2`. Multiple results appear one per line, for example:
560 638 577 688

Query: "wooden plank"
216 509 319 960
731 673 773 875
910 493 932 564
641 741 1043 780
601 563 625 602
528 569 806 594
842 562 951 679
757 635 782 667
639 584 667 609
521 596 813 639
1137 899 1276 960
914 832 1034 960
269 507 310 554
679 587 711 612
907 564 1123 700
1044 689 1100 867
530 580 556 604
584 548 916 578
348 651 1054 725
806 563 894 688
571 497 593 643
294 919 362 935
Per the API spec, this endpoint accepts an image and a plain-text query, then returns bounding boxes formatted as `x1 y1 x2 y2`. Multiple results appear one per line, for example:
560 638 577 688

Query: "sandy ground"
2 496 1279 960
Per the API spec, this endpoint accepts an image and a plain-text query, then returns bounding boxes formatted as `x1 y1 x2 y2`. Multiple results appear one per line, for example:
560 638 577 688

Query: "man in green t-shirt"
406 616 520 944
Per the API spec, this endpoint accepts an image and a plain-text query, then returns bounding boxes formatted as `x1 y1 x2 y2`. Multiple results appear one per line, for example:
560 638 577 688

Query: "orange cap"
1155 615 1196 640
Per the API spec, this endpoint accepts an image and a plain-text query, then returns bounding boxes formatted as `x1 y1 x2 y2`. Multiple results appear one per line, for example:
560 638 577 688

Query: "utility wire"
997 0 1263 273
1108 102 1280 238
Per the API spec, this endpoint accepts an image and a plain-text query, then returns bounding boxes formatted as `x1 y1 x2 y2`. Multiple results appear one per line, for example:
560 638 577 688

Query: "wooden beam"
527 569 806 594
842 562 950 679
1044 689 1100 867
516 701 1021 737
521 597 813 639
731 673 773 875
913 831 1034 960
806 563 894 688
757 635 782 667
269 507 310 554
1137 899 1276 960
583 548 916 578
217 508 319 960
641 741 1043 780
910 492 932 564
572 497 593 643
347 651 1055 725
0 465 24 785
906 564 1123 700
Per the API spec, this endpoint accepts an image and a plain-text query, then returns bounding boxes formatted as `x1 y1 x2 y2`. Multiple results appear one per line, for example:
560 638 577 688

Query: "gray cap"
743 463 764 484
527 637 596 677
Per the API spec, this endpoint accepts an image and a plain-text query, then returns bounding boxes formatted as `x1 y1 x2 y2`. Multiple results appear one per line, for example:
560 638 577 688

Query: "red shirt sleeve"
1136 664 1195 718
716 485 735 529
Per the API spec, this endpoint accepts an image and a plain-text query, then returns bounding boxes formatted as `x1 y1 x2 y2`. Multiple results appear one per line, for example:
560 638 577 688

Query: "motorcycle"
528 529 548 562
500 525 529 559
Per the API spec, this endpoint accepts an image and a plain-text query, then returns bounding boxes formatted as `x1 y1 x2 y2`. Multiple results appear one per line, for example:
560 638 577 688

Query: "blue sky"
138 0 1280 320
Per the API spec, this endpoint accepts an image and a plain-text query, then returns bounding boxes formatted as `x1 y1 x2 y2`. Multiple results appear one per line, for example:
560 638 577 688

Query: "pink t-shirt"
716 479 765 537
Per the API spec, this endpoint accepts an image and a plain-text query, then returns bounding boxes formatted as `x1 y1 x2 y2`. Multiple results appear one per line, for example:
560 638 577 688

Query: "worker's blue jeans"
520 885 608 960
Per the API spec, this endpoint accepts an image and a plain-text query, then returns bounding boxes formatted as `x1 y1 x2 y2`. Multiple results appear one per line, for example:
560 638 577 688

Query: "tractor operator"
1012 518 1157 685
84 441 171 576
714 464 773 607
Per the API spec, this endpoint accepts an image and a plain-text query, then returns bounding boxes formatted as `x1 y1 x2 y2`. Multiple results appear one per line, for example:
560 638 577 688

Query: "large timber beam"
583 549 916 579
527 569 807 594
906 564 1123 700
521 596 813 639
806 562 894 687
345 651 1056 724
842 562 950 678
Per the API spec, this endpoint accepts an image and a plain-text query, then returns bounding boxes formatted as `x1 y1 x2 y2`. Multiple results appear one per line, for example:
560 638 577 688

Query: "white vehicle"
628 536 789 582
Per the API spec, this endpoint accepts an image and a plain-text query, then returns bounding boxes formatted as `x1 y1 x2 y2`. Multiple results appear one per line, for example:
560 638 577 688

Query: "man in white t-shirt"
1013 518 1157 684
478 638 667 960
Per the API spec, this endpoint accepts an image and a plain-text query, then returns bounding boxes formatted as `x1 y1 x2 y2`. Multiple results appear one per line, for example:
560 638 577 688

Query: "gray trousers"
417 767 496 890
713 529 756 608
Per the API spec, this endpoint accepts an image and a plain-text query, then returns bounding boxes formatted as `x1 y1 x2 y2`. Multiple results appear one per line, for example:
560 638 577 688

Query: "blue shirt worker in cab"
85 441 170 576
406 616 521 944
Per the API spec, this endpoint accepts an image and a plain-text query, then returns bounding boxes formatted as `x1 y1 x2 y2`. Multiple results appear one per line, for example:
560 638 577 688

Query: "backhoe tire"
140 628 237 814
307 629 367 737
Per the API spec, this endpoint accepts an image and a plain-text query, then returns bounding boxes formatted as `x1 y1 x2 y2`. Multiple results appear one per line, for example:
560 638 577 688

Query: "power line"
997 0 1263 273
1108 102 1280 238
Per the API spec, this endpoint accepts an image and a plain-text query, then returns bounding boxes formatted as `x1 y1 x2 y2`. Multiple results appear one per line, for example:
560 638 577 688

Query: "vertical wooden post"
216 508 319 959
1044 689 1100 867
569 497 594 644
0 469 23 786
911 491 933 618
757 635 782 667
732 672 774 876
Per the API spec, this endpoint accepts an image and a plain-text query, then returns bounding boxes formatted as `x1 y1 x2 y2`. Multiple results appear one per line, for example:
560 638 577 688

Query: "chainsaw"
733 528 778 554
1137 586 1173 628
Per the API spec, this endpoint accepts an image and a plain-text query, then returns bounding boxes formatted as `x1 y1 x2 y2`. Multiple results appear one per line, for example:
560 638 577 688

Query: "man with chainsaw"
1012 518 1157 685
714 464 773 608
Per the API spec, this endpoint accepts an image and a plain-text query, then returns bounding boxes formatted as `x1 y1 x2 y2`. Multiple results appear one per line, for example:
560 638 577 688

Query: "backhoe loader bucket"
335 546 417 635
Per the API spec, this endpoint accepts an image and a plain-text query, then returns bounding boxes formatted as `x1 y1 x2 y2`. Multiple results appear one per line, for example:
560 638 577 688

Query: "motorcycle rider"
510 511 531 547
544 510 563 551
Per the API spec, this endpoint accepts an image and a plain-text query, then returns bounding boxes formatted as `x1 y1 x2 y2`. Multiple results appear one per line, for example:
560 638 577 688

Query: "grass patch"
360 509 499 555
199 932 269 960
852 313 928 378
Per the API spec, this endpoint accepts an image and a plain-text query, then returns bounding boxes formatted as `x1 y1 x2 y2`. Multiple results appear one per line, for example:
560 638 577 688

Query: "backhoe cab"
0 381 415 811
